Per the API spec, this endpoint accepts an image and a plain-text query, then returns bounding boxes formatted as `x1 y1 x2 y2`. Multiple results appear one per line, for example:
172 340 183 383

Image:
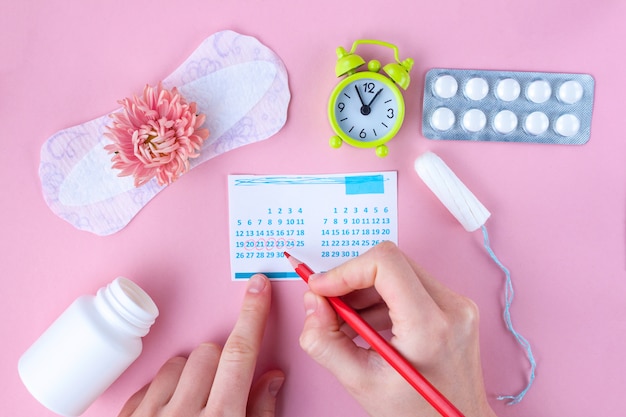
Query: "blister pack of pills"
421 68 595 145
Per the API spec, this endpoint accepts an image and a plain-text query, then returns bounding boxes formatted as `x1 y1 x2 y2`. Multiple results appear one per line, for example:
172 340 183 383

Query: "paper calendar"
228 172 398 280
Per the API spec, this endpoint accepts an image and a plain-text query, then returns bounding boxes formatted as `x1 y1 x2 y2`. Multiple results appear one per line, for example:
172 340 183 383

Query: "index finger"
204 274 272 415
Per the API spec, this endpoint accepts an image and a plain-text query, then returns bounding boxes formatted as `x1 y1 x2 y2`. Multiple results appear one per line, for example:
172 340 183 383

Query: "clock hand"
355 85 366 105
367 88 383 107
355 85 371 116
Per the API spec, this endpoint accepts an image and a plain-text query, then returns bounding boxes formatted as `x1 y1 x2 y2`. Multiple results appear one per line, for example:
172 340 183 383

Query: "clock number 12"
362 82 375 93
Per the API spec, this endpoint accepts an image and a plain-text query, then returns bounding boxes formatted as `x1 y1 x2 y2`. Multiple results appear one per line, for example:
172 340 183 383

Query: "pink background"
2 1 625 416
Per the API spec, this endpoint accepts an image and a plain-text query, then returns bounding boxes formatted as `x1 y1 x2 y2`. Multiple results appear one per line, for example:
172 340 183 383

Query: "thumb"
247 370 285 417
299 291 380 392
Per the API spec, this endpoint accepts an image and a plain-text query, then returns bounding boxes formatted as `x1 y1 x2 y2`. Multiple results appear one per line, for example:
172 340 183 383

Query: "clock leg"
329 136 343 149
375 144 389 158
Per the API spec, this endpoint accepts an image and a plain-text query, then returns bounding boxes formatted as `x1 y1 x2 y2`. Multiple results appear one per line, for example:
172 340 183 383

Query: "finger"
340 287 384 310
299 291 380 392
168 343 222 411
246 370 285 417
335 288 386 337
117 383 149 417
340 302 392 339
134 356 187 414
308 242 443 339
204 274 272 414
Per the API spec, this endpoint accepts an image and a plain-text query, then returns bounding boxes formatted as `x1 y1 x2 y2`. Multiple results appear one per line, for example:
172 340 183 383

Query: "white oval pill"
464 77 489 100
495 78 521 101
433 75 458 99
558 80 583 104
462 109 487 132
430 107 456 131
493 110 518 134
554 114 580 136
524 111 549 135
527 80 552 103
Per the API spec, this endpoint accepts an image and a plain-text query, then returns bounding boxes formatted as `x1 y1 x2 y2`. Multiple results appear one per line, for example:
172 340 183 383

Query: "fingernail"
247 274 267 294
303 291 317 316
308 272 324 281
268 376 285 397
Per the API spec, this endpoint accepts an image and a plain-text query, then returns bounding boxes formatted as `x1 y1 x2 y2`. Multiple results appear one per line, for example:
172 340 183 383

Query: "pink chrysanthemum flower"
105 82 209 187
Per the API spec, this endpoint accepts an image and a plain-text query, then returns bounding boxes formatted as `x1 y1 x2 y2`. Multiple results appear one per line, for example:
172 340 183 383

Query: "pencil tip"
284 252 301 268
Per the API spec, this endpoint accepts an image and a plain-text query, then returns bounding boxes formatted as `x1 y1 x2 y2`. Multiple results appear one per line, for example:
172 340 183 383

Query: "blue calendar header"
234 174 386 195
344 175 385 195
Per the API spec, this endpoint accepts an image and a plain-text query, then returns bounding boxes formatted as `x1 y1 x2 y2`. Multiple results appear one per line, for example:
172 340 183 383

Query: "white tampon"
414 152 490 232
416 152 536 403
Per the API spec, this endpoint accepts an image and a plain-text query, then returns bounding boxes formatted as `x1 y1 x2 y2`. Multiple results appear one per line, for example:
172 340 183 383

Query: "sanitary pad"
39 30 290 236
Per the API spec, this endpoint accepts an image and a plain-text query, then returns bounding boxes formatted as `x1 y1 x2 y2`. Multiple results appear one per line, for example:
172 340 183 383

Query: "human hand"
299 242 497 417
118 274 284 417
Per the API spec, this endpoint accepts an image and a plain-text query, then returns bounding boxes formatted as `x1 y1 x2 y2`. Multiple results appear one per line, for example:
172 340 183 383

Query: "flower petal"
105 82 210 186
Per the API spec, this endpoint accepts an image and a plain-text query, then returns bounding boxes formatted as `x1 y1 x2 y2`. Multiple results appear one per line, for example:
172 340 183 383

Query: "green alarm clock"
328 39 414 157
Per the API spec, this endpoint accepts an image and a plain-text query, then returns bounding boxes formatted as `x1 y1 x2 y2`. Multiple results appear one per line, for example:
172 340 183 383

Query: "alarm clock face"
329 72 404 147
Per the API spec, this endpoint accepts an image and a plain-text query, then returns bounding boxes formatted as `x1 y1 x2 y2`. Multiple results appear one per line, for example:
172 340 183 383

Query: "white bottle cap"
415 152 490 232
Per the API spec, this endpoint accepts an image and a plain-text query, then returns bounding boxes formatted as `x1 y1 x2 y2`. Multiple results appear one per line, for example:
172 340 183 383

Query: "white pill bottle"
18 277 159 417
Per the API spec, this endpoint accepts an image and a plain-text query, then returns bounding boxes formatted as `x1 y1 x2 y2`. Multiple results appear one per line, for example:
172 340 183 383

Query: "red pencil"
284 252 465 417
